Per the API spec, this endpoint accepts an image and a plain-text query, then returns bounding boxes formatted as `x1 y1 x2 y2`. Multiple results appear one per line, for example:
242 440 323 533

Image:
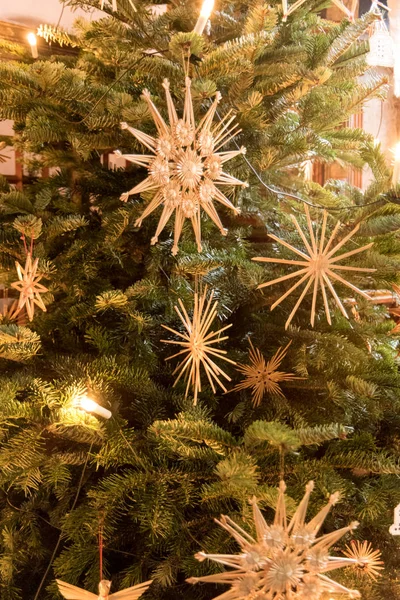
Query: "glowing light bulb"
193 0 214 34
392 142 400 187
200 0 214 18
75 394 112 419
27 32 38 59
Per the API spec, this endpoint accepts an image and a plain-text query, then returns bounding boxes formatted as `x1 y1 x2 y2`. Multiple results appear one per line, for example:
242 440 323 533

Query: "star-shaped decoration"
116 78 247 255
232 339 303 406
57 577 152 600
188 480 379 600
282 0 357 21
343 540 384 581
252 207 375 329
161 287 236 404
11 254 48 322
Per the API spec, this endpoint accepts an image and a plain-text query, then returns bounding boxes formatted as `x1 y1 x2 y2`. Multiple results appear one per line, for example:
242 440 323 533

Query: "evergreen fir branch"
243 421 301 453
150 414 239 455
296 424 349 446
327 449 400 475
0 326 41 362
327 13 378 66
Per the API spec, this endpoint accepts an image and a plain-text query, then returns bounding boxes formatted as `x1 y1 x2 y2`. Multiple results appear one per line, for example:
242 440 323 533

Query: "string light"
27 32 38 59
193 0 214 34
74 394 112 419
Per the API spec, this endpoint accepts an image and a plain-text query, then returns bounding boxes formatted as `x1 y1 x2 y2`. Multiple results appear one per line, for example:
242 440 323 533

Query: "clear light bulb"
193 0 214 34
200 0 214 18
75 394 112 419
27 32 38 58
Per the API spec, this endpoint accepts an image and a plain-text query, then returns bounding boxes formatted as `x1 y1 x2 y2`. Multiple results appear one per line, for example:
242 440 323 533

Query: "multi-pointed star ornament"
116 78 247 255
282 0 357 21
11 254 48 322
161 287 236 404
188 480 379 600
57 578 152 600
232 340 302 406
252 207 375 329
343 541 384 581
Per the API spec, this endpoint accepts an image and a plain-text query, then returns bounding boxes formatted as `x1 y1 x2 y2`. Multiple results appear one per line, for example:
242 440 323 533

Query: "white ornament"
367 19 394 68
389 503 400 535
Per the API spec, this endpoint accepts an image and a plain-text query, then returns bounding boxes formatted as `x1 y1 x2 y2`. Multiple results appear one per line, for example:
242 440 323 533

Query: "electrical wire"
192 64 386 213
214 105 385 213
32 442 94 600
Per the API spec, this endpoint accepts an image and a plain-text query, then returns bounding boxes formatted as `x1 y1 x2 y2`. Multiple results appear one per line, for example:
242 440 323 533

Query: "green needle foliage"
1 1 400 599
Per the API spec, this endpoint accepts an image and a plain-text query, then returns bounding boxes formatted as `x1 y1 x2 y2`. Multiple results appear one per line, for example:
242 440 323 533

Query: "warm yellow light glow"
193 0 214 33
74 394 112 419
394 142 400 162
27 32 37 47
80 395 98 413
27 32 38 58
200 0 214 18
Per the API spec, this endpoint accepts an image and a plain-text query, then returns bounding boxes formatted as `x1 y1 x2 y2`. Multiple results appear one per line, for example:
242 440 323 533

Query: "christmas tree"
1 0 400 599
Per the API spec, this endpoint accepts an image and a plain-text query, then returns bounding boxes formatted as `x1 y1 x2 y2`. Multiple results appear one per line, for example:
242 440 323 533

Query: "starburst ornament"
188 480 379 600
57 578 152 600
253 207 375 329
11 254 48 322
343 541 383 581
282 0 357 21
161 287 236 405
232 340 302 406
116 78 247 255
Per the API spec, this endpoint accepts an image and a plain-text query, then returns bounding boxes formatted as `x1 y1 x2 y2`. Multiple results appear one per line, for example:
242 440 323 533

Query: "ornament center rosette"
116 78 247 255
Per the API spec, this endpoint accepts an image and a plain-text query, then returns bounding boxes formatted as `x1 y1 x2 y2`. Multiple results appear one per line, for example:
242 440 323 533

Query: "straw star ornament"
188 480 379 600
57 578 152 600
232 340 302 406
11 254 48 322
161 287 236 404
116 78 247 255
253 207 375 329
343 540 383 581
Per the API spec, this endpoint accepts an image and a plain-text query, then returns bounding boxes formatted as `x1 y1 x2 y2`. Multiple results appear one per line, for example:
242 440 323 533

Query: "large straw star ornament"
161 287 236 404
253 207 375 329
11 254 48 321
116 78 247 255
188 480 379 600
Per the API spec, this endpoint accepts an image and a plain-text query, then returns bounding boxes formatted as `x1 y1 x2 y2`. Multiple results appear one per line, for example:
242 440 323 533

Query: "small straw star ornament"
232 340 302 406
116 78 247 255
161 287 236 404
11 254 48 322
253 207 375 329
57 578 152 600
344 540 384 581
188 480 380 600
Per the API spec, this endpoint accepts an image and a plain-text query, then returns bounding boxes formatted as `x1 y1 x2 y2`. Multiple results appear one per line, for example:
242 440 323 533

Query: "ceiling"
0 0 102 30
